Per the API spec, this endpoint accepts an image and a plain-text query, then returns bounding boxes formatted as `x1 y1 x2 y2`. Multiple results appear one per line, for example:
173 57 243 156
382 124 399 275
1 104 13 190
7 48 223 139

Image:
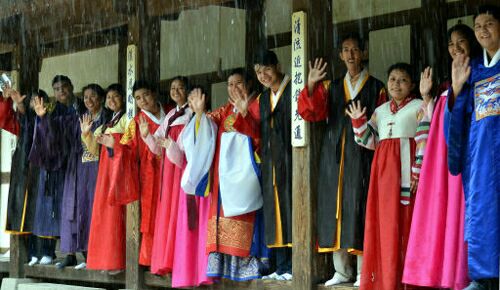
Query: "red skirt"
360 138 418 290
87 137 126 270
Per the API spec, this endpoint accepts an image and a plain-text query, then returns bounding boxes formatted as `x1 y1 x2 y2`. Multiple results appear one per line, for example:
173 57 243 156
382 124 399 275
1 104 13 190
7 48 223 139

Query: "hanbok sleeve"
297 80 330 122
444 84 472 176
82 129 100 157
0 97 20 136
108 120 140 205
143 117 168 156
233 98 261 139
412 98 435 181
165 136 185 168
351 111 378 150
29 114 70 170
207 105 226 126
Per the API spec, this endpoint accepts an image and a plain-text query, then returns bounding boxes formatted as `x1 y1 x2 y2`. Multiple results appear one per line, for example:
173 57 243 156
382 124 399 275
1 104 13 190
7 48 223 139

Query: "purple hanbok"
33 106 108 252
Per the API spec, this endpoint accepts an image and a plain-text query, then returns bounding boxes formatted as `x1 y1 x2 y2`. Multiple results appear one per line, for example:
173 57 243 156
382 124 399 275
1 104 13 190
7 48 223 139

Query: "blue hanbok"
444 50 500 280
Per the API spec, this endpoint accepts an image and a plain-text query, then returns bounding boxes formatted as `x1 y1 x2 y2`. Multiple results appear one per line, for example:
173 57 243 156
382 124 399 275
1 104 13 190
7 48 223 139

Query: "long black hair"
101 83 125 134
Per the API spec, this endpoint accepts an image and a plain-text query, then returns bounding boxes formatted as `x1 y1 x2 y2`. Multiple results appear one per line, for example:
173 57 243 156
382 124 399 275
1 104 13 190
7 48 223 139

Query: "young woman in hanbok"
138 77 193 278
83 84 128 271
154 86 215 287
189 69 269 282
108 80 166 267
444 5 500 290
403 24 481 290
346 63 432 290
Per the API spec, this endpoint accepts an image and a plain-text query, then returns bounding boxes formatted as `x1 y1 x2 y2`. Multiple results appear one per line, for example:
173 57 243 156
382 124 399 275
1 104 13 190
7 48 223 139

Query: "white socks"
39 256 53 265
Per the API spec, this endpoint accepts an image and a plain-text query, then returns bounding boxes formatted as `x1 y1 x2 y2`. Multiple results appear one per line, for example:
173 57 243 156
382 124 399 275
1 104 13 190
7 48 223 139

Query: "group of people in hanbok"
0 3 498 290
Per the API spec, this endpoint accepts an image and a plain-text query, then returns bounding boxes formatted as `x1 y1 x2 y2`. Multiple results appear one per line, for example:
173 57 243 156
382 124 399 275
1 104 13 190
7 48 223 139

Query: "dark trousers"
275 247 292 275
39 237 56 258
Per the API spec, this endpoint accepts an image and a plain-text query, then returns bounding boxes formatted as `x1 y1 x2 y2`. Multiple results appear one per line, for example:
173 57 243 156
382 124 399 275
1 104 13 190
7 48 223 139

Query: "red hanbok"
112 109 165 266
206 103 257 257
86 113 128 270
143 106 192 274
351 98 427 290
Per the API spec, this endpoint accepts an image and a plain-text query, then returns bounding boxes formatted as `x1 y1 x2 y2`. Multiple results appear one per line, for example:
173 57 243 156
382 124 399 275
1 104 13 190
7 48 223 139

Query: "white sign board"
291 11 308 147
126 45 138 121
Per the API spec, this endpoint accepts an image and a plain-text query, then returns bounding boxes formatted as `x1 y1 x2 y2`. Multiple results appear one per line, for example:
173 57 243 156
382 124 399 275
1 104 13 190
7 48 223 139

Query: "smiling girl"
347 63 431 290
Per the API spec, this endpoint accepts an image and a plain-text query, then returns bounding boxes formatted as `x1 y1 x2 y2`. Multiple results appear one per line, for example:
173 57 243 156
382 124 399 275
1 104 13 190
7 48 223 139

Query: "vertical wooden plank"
9 235 27 278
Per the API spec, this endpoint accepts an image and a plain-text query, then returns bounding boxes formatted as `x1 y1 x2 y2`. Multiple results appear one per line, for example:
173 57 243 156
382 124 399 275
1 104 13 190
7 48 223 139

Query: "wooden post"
414 0 448 85
291 1 313 289
123 0 161 288
9 235 27 278
9 15 40 279
242 0 266 64
290 1 333 289
124 2 142 290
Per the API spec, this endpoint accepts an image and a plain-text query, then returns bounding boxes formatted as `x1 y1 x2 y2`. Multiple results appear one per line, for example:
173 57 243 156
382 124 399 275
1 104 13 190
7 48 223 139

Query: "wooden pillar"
414 0 448 85
242 0 266 65
290 1 333 289
9 15 40 279
124 2 145 290
123 1 161 289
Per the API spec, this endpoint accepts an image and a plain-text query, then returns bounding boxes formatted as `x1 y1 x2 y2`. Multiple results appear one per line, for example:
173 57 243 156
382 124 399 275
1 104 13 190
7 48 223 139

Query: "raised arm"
297 58 330 122
412 67 436 184
80 113 100 157
347 100 378 150
0 95 20 135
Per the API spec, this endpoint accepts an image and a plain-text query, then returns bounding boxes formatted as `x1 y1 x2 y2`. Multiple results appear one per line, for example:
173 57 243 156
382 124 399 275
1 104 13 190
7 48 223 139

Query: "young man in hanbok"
30 75 83 265
298 33 386 287
445 5 500 290
110 80 166 267
346 63 432 290
232 51 293 280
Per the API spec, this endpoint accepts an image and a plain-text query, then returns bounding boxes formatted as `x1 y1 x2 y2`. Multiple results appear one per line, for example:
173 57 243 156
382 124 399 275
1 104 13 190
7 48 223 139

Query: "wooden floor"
144 271 356 290
3 262 357 290
23 264 125 285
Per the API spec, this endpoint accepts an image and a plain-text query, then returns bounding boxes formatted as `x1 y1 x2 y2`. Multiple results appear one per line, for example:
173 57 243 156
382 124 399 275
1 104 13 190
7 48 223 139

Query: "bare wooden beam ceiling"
146 0 236 17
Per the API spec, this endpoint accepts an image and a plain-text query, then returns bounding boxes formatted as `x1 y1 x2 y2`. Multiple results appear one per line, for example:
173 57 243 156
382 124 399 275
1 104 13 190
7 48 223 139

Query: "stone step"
18 283 105 290
1 278 39 290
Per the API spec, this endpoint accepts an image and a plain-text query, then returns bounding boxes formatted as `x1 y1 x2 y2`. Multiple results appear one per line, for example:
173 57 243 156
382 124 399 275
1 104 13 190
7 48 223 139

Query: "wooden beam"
146 0 236 17
144 271 357 289
0 0 68 20
27 14 127 45
24 264 125 284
